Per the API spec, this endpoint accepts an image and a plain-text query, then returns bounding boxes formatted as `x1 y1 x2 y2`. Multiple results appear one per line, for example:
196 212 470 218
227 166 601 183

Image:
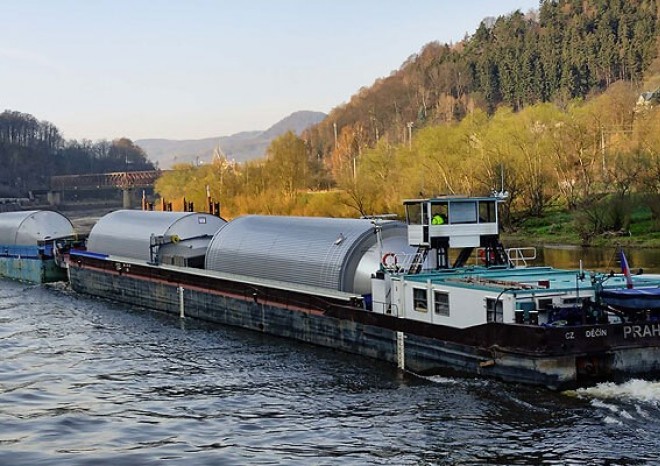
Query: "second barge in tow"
66 196 660 390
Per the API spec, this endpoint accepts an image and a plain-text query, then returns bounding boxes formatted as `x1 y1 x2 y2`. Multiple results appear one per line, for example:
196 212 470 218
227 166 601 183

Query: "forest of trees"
156 84 660 231
0 110 154 196
305 0 659 164
155 0 660 242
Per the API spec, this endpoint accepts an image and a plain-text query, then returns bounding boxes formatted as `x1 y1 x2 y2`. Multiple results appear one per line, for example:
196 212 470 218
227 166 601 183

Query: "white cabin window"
537 298 553 310
413 288 428 313
434 291 450 316
478 201 496 223
450 202 478 224
486 298 503 323
405 203 424 225
562 297 586 305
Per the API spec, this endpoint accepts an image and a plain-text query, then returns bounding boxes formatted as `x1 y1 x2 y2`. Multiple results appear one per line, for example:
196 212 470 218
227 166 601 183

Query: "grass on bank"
503 200 660 248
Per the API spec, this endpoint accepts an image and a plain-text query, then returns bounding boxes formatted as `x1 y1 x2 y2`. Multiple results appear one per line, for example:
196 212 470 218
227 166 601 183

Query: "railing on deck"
505 247 537 267
389 252 421 274
387 247 538 273
370 300 400 317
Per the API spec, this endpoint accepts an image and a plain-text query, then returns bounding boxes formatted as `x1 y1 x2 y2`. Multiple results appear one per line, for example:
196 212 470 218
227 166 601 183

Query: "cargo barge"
64 196 660 390
0 210 79 283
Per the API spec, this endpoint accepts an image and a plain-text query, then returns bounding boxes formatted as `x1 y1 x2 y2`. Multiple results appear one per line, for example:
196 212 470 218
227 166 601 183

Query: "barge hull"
68 256 660 389
0 256 66 283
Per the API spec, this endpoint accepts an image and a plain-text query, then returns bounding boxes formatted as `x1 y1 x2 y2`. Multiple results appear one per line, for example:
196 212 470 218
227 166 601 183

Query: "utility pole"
407 122 413 150
333 122 338 151
600 126 606 177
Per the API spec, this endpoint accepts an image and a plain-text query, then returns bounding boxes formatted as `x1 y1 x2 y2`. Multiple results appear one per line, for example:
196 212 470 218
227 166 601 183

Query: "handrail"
388 252 423 273
370 300 400 316
505 247 537 267
397 247 537 270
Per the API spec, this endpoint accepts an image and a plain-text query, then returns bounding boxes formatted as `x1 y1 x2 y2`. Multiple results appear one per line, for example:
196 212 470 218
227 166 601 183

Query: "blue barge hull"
0 245 67 283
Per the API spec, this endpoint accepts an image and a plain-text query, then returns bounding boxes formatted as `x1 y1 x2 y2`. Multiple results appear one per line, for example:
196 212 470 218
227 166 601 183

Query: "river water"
2 261 660 464
532 245 660 274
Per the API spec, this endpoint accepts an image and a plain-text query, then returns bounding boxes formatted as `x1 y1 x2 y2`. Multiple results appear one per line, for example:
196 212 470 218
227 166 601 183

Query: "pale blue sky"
1 0 539 141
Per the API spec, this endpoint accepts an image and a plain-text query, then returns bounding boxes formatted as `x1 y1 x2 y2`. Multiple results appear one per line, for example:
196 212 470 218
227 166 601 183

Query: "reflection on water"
522 245 660 273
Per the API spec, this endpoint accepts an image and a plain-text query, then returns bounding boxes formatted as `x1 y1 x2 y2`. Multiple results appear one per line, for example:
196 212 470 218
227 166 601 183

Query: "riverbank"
502 206 660 249
502 230 660 249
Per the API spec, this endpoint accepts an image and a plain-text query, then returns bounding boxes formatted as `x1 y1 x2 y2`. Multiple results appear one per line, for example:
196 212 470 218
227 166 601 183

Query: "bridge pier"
47 190 62 207
122 188 133 209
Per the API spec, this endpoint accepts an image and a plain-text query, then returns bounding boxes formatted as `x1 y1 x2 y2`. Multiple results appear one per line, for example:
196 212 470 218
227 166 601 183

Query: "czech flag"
620 249 634 289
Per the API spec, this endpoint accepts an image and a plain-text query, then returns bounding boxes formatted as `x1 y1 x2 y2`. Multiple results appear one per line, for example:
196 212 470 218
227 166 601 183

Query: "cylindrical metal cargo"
204 216 413 294
86 210 226 262
0 211 75 246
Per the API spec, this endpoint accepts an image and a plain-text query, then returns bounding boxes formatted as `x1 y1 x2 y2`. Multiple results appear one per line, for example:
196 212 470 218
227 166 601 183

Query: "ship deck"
404 266 660 296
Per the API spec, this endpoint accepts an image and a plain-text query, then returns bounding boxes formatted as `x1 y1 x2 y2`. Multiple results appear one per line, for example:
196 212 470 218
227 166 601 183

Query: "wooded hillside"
0 110 154 196
305 0 658 164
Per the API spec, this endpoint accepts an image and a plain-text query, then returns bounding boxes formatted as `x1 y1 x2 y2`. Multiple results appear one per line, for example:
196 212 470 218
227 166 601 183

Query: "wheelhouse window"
434 291 450 316
450 202 478 224
413 288 428 313
478 201 496 223
405 202 424 225
430 202 449 225
486 298 503 323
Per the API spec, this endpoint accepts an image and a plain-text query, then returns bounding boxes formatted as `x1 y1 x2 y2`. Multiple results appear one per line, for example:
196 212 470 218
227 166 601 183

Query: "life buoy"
381 252 398 268
479 248 496 264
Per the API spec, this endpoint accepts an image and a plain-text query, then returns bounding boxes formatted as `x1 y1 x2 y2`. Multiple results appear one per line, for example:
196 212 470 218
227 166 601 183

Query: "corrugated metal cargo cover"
0 211 75 246
86 210 226 262
205 216 412 294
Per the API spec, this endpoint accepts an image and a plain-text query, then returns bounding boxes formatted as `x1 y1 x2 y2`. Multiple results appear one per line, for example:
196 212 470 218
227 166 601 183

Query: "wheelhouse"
403 196 504 269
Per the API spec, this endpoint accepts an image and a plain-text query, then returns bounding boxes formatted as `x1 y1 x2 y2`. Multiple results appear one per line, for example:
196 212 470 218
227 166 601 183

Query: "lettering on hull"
565 328 608 340
585 328 607 338
623 324 660 339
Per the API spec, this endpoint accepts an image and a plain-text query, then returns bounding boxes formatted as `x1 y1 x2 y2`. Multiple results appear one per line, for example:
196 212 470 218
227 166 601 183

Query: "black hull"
67 254 660 390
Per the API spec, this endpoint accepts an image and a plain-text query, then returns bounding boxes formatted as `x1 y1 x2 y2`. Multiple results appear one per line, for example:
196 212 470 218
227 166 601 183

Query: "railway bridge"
49 170 168 208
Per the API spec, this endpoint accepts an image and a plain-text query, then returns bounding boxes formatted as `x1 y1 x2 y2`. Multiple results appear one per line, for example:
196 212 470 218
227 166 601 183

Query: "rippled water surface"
2 280 660 465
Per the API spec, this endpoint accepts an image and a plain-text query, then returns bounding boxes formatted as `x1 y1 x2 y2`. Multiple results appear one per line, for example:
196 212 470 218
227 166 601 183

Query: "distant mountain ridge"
137 110 326 168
